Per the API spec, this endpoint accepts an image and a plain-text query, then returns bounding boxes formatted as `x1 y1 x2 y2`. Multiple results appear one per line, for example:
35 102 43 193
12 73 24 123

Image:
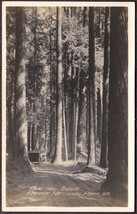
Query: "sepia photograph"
2 1 135 212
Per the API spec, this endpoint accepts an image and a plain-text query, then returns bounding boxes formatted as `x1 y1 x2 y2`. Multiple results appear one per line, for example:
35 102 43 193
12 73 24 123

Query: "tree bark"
27 122 31 151
54 7 63 163
7 75 15 156
32 7 38 151
101 8 128 198
34 7 38 98
97 89 102 144
72 99 76 160
74 68 80 161
70 51 75 159
15 8 28 160
49 28 54 157
63 100 68 161
32 124 35 150
87 7 96 166
100 7 110 168
83 7 87 27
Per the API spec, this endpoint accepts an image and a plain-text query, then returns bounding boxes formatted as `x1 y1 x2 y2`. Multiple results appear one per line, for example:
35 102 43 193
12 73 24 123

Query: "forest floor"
6 162 127 208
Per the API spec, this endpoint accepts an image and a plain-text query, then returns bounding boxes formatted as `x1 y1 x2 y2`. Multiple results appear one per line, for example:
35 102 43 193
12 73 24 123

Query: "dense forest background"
6 6 128 205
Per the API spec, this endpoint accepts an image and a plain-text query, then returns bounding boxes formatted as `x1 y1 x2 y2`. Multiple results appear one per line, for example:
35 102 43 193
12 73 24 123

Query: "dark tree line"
101 7 128 197
6 6 128 197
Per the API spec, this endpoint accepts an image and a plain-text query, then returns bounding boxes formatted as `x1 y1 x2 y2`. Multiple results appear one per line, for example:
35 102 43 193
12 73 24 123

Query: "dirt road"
6 163 127 207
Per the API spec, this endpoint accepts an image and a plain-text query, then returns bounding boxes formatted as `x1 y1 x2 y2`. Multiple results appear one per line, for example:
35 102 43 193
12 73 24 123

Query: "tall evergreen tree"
87 7 96 165
15 8 29 162
54 7 63 163
6 8 16 156
100 7 110 168
101 7 128 198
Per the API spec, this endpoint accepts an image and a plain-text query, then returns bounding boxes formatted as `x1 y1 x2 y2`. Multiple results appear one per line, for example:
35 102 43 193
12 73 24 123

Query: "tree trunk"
49 28 54 157
63 41 68 161
74 69 80 161
99 8 101 37
83 7 87 27
67 7 69 17
77 69 84 147
27 122 31 151
87 7 96 166
33 7 38 150
35 124 39 149
86 86 89 155
54 7 63 163
15 8 28 161
70 51 74 159
101 8 128 198
74 102 78 161
34 7 38 98
72 99 76 160
7 75 15 156
63 100 68 161
53 66 57 157
97 89 102 144
100 7 110 168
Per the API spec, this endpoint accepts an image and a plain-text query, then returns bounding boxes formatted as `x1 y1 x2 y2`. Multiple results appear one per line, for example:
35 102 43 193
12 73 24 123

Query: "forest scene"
6 6 128 208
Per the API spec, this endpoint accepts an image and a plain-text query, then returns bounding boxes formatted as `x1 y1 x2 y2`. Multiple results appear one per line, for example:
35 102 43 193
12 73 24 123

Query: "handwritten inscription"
26 186 111 199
